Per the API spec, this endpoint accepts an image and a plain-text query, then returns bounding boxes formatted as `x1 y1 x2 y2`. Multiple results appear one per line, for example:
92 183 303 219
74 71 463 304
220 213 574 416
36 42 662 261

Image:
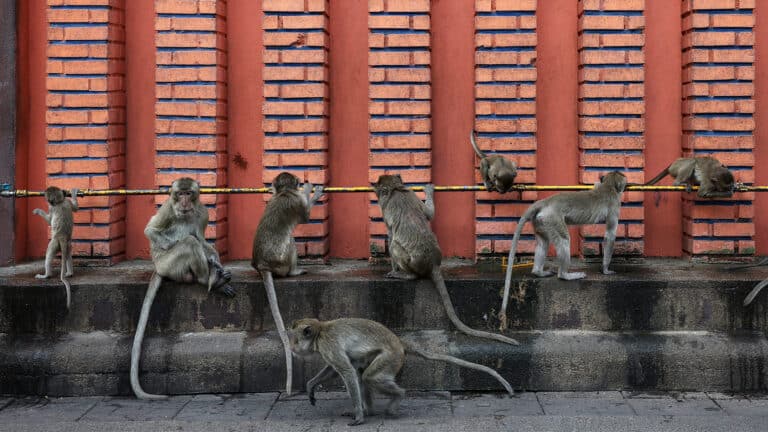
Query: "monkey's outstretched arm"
33 208 51 225
69 188 79 212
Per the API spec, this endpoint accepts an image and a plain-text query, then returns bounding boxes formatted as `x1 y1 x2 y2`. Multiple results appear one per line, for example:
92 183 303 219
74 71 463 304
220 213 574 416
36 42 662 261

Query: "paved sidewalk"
0 391 766 431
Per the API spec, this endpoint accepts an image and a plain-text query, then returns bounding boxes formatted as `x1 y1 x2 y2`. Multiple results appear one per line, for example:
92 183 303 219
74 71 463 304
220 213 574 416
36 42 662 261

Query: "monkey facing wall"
252 172 324 396
32 186 79 310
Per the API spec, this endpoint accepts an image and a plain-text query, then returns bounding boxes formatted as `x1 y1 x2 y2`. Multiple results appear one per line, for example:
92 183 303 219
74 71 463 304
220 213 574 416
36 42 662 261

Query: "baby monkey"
470 131 518 193
644 156 735 198
289 318 514 426
33 186 79 309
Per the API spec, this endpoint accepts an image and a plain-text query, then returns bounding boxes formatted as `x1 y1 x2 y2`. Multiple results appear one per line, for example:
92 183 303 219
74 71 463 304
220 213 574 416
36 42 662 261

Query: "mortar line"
74 397 102 422
534 392 545 415
171 396 192 420
707 393 728 415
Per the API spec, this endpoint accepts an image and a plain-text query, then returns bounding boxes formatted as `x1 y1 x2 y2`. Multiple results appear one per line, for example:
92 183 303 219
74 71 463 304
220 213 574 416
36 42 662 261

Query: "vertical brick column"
155 0 228 255
46 0 126 263
263 0 329 258
681 0 755 257
474 0 537 258
578 0 645 257
368 0 431 256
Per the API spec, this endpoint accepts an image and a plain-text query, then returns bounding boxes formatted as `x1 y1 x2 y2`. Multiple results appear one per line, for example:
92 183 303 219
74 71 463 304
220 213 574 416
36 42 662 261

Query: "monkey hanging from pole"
470 131 518 193
252 172 325 396
374 174 518 346
131 177 235 400
644 156 735 198
289 317 514 426
499 171 627 330
32 186 79 310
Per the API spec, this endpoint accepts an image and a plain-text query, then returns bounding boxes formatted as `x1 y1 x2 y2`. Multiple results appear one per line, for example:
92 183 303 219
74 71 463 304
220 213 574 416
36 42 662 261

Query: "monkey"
289 318 514 426
32 186 79 310
499 171 627 329
374 174 518 346
644 156 735 198
251 172 324 396
131 177 235 400
470 131 518 193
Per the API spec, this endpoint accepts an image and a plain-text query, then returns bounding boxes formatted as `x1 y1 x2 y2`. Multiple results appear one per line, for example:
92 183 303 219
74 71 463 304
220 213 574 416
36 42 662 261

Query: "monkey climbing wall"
9 0 768 264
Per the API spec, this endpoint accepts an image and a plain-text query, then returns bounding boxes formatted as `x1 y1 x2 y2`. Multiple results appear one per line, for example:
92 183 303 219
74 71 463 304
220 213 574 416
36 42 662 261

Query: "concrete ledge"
1 330 766 396
1 260 767 334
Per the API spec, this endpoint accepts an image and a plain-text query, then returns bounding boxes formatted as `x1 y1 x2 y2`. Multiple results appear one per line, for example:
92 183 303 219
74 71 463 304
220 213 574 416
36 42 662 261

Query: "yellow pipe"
1 183 764 197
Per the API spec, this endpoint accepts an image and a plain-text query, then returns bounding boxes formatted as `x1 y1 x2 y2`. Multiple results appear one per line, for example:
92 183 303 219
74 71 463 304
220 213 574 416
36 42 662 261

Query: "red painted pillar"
755 0 768 255
681 0 755 258
368 0 432 257
577 0 646 257
474 0 537 258
46 0 127 264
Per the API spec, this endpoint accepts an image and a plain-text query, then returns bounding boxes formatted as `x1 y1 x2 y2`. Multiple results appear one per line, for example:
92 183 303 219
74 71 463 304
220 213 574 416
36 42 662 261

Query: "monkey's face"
272 172 300 194
373 174 404 199
171 178 200 217
288 319 320 357
712 168 735 192
45 187 65 206
600 171 627 193
494 172 516 194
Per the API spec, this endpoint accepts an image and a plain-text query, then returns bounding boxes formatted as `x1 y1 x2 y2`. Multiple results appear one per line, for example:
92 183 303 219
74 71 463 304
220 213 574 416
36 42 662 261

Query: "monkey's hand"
312 185 324 201
70 188 79 198
32 208 44 216
217 283 236 298
424 183 435 197
302 182 312 196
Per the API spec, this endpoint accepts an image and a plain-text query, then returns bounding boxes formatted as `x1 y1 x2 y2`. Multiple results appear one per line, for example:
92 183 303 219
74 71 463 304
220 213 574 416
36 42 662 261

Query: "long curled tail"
744 278 768 306
263 270 293 396
469 130 487 159
431 269 519 346
404 341 514 396
500 209 532 331
131 272 168 400
644 167 670 186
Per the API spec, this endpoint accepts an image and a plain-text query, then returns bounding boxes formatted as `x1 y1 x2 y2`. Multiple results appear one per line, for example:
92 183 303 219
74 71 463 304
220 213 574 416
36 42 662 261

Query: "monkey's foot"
531 269 554 278
217 283 236 298
602 269 616 275
217 267 232 283
385 271 417 280
288 268 307 276
64 271 73 277
559 272 586 280
35 274 51 279
342 412 367 426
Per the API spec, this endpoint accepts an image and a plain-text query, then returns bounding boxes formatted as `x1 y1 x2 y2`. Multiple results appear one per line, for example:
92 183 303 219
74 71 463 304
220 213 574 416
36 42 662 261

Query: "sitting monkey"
289 318 514 426
33 186 79 309
470 131 518 193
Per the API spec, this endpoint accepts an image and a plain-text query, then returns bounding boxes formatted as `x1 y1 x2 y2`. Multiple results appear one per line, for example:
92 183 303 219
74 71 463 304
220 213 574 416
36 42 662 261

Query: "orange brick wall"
15 0 768 263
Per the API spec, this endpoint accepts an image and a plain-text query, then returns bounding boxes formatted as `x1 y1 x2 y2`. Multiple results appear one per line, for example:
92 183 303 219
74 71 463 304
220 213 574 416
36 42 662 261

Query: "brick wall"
578 0 645 257
262 0 329 258
474 0 537 258
368 0 432 256
681 0 755 257
46 0 126 264
154 0 228 255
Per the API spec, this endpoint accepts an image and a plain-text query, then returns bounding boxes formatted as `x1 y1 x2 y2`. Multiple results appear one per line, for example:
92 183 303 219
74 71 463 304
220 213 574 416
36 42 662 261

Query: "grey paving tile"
627 395 723 416
538 392 634 416
174 393 278 421
277 391 350 402
716 398 768 417
0 397 100 423
621 391 672 399
706 392 747 400
393 393 451 419
268 398 354 423
80 395 192 421
452 392 543 417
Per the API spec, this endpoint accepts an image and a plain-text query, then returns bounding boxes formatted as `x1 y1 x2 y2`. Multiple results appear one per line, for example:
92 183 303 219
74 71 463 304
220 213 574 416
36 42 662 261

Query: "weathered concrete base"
1 329 766 396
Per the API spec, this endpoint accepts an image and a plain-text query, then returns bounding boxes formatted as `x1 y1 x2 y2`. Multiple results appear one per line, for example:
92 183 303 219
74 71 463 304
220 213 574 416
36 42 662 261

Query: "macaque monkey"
252 172 324 396
644 156 735 198
470 131 518 193
131 177 234 400
32 186 79 310
289 318 514 426
374 174 518 346
725 258 768 306
499 171 627 329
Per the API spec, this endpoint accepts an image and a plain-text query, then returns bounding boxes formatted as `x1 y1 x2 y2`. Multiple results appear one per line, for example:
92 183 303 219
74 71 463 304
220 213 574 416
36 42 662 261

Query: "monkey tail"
59 240 71 310
469 130 487 159
500 208 533 331
404 342 514 396
744 278 768 307
431 269 519 346
725 257 768 271
130 272 168 400
263 270 293 396
644 167 670 186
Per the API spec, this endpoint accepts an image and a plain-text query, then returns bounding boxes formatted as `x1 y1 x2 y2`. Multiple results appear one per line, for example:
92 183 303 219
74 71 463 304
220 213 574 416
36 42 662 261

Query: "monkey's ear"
395 173 402 180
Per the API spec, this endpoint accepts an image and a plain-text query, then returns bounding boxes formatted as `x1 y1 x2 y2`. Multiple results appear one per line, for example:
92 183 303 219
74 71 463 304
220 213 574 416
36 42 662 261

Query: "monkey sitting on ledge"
289 318 514 426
